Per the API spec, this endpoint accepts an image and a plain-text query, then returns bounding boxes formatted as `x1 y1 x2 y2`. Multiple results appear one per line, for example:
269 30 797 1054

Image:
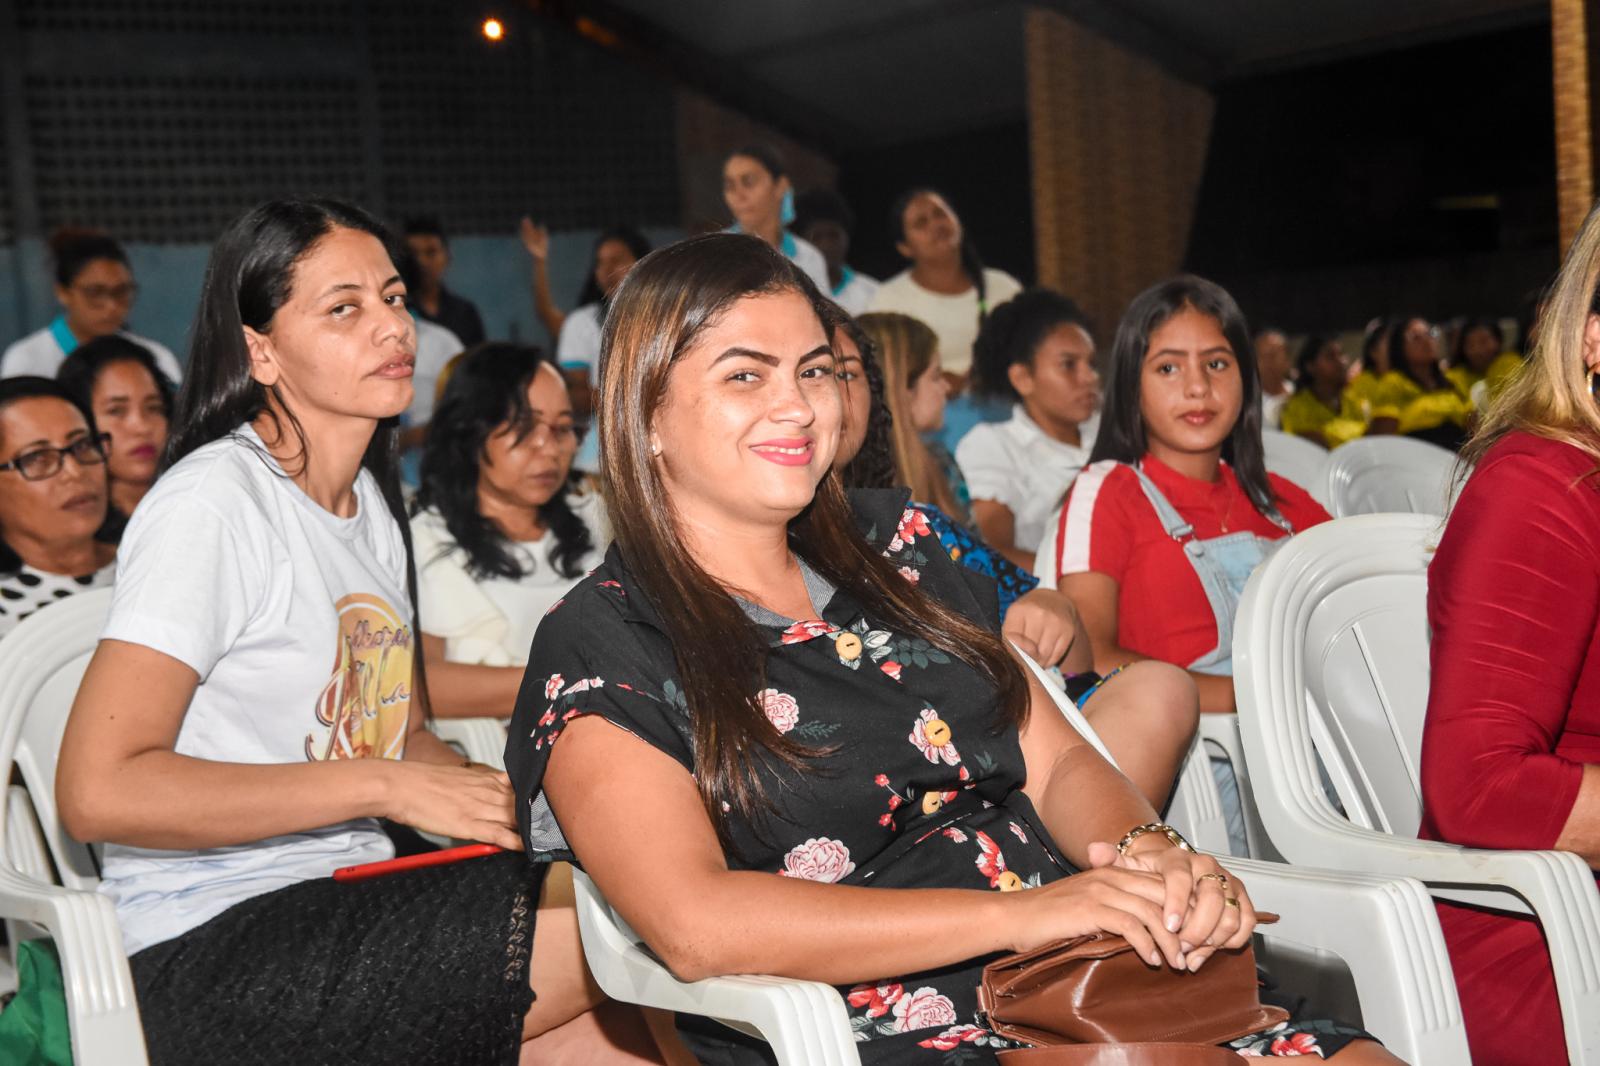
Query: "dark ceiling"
573 0 1548 149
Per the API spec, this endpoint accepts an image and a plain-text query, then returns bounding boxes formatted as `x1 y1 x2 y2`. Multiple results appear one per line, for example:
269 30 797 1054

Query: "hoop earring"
1590 369 1598 399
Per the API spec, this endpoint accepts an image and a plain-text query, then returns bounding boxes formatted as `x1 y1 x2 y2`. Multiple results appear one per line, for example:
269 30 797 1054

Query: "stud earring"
650 439 661 457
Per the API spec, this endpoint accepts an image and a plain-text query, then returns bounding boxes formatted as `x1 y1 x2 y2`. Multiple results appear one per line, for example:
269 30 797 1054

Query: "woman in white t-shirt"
0 377 117 641
55 199 671 1065
412 343 606 717
956 289 1100 567
868 188 1022 382
554 226 652 415
1 228 183 383
721 143 831 292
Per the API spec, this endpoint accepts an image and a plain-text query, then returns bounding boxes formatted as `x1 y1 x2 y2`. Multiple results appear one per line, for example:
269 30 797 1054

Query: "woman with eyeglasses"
1 229 183 383
411 342 605 719
0 376 116 640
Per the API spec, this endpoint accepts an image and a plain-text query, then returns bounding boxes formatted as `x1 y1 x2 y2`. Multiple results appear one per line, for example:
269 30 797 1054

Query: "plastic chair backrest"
1262 430 1332 508
1238 514 1437 839
0 589 113 891
1323 436 1461 518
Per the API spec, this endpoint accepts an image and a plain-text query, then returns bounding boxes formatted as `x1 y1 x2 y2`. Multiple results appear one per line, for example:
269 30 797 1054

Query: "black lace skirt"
129 851 542 1066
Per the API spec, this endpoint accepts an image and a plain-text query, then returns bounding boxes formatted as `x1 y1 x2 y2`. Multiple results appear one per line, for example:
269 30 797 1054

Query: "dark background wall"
1185 23 1558 330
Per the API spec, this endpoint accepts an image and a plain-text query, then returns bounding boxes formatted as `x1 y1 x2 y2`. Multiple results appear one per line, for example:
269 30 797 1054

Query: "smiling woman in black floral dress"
505 233 1398 1065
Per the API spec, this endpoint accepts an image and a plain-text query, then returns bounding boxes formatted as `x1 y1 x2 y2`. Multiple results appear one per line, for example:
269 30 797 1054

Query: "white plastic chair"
1323 436 1462 518
0 588 149 1065
1235 512 1600 1063
429 716 508 770
573 647 1468 1065
1262 429 1332 509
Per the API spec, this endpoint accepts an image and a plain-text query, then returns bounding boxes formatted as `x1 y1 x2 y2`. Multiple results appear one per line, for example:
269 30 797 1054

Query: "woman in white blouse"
412 343 605 718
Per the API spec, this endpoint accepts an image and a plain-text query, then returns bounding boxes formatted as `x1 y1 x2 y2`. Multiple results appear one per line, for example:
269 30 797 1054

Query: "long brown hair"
856 312 967 520
1465 200 1600 471
598 233 1026 842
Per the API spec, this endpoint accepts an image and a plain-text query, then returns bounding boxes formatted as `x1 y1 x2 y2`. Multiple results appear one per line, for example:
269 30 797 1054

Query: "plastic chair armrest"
1227 857 1468 1064
572 869 859 1065
0 864 148 1066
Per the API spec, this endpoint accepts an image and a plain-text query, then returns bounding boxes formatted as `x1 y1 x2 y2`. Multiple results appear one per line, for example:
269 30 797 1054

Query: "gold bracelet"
1116 822 1195 856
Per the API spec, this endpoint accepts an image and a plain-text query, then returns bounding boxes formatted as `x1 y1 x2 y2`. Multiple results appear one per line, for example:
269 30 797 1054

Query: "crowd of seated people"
0 143 1589 1066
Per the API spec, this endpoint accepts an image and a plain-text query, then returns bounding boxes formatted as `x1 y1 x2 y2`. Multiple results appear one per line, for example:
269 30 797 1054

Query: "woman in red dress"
1420 204 1600 1065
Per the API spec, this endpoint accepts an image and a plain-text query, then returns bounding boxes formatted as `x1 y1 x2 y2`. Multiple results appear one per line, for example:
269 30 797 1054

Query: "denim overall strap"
1131 466 1282 676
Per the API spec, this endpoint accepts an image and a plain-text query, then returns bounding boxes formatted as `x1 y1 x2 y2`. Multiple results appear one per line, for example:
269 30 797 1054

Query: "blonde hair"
1465 200 1600 470
856 312 966 519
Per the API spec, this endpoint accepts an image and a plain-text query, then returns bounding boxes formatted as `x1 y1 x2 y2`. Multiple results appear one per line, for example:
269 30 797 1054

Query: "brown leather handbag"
978 914 1288 1065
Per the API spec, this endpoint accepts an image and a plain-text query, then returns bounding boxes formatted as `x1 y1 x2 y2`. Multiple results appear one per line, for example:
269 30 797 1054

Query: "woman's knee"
1112 660 1199 749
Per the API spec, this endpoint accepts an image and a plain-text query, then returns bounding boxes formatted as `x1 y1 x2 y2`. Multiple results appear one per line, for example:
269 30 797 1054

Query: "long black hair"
889 187 990 316
1089 274 1277 515
971 288 1094 401
835 317 898 491
164 198 417 619
575 226 653 314
0 377 107 575
413 342 594 581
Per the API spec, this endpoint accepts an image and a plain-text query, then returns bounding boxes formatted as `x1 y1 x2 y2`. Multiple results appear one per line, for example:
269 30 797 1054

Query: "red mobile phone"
333 843 504 883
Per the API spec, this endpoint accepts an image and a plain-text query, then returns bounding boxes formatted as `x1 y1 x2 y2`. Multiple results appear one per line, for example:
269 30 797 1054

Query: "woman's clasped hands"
1004 839 1255 974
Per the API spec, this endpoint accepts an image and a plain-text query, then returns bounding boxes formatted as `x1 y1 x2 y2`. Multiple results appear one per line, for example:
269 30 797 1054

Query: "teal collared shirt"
49 315 79 356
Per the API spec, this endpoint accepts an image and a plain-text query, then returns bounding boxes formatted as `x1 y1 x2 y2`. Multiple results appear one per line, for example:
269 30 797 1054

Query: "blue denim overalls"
1132 466 1293 853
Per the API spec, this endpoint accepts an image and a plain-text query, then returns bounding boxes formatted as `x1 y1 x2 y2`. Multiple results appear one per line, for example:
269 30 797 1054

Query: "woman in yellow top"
1445 317 1523 404
1280 334 1366 448
1342 317 1407 434
1385 316 1474 450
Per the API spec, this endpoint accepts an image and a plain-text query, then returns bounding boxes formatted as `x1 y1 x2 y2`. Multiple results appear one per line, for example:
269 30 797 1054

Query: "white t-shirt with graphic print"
98 423 414 954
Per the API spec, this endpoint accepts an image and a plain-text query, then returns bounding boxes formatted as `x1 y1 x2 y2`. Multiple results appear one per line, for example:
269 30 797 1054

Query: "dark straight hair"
889 187 990 316
1089 274 1277 516
414 342 594 581
165 199 421 664
598 232 1026 845
0 377 107 575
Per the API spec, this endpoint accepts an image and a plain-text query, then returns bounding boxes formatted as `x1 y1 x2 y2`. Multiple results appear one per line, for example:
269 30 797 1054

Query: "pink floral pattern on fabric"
887 507 934 553
757 689 800 734
781 618 841 645
847 982 904 1020
909 708 960 765
778 837 856 882
916 1024 989 1051
543 674 564 700
890 987 957 1033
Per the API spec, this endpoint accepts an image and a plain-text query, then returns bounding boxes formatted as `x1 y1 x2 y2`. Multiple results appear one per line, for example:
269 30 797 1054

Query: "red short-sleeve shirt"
1053 454 1331 667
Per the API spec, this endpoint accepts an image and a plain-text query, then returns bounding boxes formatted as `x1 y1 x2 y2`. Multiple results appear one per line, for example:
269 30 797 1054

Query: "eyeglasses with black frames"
0 433 111 481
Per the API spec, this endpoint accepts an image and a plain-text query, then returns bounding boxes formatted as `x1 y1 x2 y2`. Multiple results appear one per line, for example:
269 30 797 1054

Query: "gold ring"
1196 872 1230 889
1223 897 1240 909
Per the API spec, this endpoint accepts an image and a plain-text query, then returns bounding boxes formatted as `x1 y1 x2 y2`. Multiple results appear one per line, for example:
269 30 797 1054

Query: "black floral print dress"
506 489 1371 1063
